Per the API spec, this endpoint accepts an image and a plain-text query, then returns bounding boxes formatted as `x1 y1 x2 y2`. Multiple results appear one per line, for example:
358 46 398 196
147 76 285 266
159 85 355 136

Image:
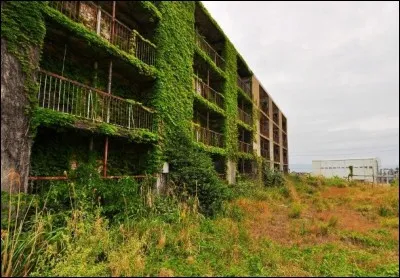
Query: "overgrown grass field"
2 173 399 277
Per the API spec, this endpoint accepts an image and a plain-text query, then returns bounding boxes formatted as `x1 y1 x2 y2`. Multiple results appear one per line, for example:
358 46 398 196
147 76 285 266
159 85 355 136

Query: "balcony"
49 1 156 66
193 75 224 109
193 124 224 148
237 108 252 126
37 70 154 131
283 135 288 148
195 30 225 70
261 148 269 159
237 77 252 98
273 113 279 124
273 132 279 144
260 118 269 138
239 141 252 154
283 156 288 165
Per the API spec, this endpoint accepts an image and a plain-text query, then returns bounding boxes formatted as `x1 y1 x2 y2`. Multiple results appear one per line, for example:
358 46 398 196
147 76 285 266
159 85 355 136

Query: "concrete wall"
312 158 379 183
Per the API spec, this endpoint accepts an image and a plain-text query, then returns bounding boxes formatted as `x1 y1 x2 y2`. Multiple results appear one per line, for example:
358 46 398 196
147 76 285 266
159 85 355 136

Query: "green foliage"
1 1 46 118
139 1 162 23
31 108 76 131
325 176 347 187
43 5 157 78
289 203 302 218
262 162 284 187
167 134 229 216
193 93 226 116
97 123 118 136
223 41 239 159
378 204 394 217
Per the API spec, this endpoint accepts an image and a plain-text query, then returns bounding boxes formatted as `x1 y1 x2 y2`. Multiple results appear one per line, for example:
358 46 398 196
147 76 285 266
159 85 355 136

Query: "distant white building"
312 158 379 183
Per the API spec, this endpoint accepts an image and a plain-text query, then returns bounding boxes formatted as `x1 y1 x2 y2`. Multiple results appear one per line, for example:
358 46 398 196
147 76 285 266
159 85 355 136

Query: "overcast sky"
202 1 399 169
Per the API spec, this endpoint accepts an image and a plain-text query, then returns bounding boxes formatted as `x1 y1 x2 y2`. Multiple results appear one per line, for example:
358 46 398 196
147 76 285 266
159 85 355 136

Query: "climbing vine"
3 1 268 211
1 1 46 118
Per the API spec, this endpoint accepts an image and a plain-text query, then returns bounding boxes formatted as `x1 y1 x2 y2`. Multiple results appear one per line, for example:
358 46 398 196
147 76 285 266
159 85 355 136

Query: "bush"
166 134 228 216
289 203 302 218
325 176 347 188
378 205 394 217
262 164 284 187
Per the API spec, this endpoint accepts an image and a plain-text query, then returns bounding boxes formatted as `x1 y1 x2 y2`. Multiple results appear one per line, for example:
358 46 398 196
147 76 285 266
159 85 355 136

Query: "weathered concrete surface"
226 159 236 185
1 38 38 193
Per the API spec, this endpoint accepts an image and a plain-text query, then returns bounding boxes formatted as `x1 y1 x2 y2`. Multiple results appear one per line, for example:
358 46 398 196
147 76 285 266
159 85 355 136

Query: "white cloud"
202 1 399 167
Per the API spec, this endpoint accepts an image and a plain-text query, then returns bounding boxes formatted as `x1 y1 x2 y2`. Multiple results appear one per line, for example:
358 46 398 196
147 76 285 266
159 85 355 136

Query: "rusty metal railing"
237 77 252 98
193 124 224 148
49 1 156 66
239 141 252 154
238 107 252 126
193 75 224 108
37 70 154 131
195 30 225 70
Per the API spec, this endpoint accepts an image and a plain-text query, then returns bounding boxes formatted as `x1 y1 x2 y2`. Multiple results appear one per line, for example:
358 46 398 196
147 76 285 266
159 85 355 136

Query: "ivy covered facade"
1 1 288 193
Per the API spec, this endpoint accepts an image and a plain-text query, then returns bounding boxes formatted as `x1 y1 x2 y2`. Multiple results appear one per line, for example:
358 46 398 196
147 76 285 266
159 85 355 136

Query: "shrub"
328 216 338 227
262 165 284 187
289 203 302 218
378 205 394 217
325 176 347 188
166 134 229 216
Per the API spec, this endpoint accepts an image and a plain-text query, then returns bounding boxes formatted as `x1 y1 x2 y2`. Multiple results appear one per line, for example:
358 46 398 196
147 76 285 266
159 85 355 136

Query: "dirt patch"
321 187 350 198
316 208 377 233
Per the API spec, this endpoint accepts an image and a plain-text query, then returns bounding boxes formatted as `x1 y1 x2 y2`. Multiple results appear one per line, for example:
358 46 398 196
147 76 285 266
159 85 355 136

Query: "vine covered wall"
1 1 272 195
1 1 46 192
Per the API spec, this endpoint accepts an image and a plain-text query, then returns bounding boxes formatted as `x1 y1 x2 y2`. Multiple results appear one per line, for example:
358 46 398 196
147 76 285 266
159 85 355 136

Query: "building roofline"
312 158 378 162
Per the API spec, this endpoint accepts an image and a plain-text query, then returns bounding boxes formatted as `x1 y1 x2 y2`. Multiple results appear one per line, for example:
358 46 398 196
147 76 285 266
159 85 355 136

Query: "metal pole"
103 137 109 177
112 1 116 43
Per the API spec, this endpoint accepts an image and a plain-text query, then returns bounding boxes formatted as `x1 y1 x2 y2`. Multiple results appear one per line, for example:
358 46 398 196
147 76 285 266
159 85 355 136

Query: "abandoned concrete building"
1 1 288 193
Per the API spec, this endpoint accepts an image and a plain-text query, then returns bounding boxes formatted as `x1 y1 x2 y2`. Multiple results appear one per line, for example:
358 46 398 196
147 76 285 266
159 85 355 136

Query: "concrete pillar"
251 76 261 157
226 159 236 185
268 97 274 170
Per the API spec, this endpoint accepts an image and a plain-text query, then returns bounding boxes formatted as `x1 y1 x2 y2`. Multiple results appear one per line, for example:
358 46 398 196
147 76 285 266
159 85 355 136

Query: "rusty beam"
28 176 68 181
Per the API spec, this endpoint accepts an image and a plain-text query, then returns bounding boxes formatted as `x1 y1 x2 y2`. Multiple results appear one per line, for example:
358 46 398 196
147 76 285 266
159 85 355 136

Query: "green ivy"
43 5 158 79
193 93 226 116
140 1 162 23
1 1 46 118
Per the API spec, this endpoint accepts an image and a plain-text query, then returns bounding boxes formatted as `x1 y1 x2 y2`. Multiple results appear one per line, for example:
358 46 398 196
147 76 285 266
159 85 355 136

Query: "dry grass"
235 176 399 252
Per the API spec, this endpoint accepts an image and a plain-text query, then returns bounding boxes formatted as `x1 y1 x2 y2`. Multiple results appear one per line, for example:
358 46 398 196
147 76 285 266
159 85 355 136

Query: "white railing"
193 75 224 108
193 124 224 148
37 70 154 131
238 107 252 126
49 1 156 66
195 30 225 69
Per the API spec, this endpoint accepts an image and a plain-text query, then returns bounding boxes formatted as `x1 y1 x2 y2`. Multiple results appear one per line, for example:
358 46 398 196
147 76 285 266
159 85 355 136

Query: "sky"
202 1 399 170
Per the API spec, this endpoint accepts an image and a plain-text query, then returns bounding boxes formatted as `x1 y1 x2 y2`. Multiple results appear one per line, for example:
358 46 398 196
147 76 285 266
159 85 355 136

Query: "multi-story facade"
1 1 288 192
